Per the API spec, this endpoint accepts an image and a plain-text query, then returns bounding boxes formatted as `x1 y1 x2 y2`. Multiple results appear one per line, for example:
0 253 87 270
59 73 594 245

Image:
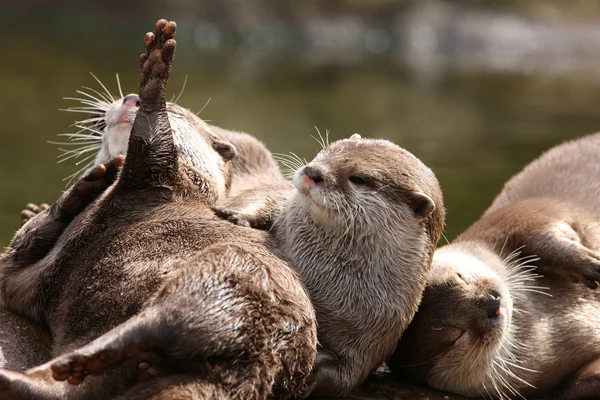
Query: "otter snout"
303 166 323 184
122 94 140 108
486 292 502 319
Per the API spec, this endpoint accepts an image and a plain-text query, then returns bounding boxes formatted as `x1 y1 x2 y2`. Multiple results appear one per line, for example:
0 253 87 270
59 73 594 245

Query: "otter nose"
123 94 140 107
303 166 323 184
486 292 502 319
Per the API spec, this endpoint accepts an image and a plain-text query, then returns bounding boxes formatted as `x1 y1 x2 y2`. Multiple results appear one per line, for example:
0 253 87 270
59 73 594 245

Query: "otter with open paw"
0 19 316 399
389 133 600 400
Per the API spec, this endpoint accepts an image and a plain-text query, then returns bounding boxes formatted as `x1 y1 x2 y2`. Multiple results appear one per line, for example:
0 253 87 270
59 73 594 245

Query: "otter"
58 75 283 192
215 134 445 397
388 133 600 400
0 19 316 399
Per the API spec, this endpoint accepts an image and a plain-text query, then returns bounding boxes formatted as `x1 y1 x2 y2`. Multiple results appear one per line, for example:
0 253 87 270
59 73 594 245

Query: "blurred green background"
2 0 600 246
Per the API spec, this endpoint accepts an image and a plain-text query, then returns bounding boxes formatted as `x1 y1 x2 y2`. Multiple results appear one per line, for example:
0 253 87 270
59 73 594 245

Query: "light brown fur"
216 134 445 397
389 133 600 399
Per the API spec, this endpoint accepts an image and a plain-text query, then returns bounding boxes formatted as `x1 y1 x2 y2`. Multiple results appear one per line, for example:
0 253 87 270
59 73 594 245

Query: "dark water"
2 17 600 247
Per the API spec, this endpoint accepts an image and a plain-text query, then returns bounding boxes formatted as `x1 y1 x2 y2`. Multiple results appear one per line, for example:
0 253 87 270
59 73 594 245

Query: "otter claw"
212 206 251 227
20 203 50 225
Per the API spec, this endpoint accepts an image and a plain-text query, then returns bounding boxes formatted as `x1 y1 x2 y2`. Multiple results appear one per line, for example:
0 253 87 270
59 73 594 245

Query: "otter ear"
409 192 435 219
212 139 237 162
350 133 362 140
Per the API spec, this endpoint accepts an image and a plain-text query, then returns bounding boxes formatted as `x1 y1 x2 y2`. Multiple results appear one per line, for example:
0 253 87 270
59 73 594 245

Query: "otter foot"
20 203 49 225
51 347 142 385
138 19 177 112
56 156 125 222
212 206 251 227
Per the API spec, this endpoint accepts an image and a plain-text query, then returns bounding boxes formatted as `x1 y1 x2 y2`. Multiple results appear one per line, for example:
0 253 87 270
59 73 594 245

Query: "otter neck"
274 195 429 322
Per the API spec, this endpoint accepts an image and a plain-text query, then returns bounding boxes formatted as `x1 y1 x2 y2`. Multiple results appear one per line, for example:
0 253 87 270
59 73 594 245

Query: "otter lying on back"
216 133 445 397
389 133 600 400
0 19 316 399
59 76 284 195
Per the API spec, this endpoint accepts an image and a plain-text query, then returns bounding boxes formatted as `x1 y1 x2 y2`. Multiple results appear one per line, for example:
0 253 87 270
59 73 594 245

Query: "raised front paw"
20 203 49 226
212 206 251 227
138 19 177 111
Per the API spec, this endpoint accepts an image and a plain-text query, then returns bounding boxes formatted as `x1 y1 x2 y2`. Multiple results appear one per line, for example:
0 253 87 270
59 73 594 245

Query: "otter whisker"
499 237 511 261
57 146 101 163
64 97 108 109
76 89 112 107
115 73 124 99
90 72 116 103
81 84 114 105
501 358 538 374
62 161 94 185
195 97 212 116
312 126 326 150
73 152 98 166
172 75 188 104
60 107 105 115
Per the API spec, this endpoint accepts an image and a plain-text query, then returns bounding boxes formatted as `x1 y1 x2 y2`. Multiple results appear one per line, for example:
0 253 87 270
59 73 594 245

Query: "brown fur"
0 19 316 399
216 134 445 397
389 133 600 399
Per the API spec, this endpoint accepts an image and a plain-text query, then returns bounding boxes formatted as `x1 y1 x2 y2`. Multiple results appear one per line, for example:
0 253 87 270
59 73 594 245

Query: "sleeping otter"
388 133 600 400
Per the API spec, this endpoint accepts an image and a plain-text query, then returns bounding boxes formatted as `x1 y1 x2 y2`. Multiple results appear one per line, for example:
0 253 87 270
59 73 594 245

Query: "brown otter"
57 75 283 192
0 19 316 399
388 133 600 400
215 133 445 397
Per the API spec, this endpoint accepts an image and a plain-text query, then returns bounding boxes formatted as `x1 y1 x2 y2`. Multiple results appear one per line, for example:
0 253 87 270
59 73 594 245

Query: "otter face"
59 83 236 198
95 93 140 164
390 244 518 398
292 134 437 237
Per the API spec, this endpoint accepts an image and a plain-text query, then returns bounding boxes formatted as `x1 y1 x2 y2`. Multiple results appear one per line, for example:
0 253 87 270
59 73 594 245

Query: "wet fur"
0 19 316 399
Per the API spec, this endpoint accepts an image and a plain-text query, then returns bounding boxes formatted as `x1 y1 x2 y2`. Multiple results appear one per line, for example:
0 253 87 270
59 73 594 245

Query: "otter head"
291 133 444 250
59 86 235 201
389 242 523 398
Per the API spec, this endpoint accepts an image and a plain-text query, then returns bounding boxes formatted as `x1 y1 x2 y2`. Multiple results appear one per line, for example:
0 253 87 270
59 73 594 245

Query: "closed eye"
349 176 367 185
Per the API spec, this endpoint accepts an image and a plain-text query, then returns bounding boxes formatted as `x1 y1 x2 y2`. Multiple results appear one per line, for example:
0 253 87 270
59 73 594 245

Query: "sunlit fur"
272 135 444 396
56 74 229 199
391 241 550 400
431 245 546 400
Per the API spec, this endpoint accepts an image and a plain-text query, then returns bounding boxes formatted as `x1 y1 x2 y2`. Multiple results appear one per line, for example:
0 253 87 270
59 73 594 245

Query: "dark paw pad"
138 19 177 109
51 349 127 385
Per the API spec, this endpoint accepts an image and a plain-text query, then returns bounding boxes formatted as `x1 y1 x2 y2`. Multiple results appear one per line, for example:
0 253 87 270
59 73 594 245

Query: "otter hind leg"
50 310 164 386
0 367 64 400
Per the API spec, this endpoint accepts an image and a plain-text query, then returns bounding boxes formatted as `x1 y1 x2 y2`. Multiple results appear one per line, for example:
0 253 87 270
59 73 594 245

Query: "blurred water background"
2 0 600 246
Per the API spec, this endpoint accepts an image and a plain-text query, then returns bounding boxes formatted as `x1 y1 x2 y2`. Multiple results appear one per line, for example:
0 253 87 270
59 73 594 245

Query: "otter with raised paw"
388 133 600 400
58 69 284 194
0 19 316 399
216 133 445 397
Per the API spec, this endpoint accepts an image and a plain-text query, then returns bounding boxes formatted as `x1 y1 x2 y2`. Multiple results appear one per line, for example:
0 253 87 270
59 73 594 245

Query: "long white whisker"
116 73 124 99
90 72 115 102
